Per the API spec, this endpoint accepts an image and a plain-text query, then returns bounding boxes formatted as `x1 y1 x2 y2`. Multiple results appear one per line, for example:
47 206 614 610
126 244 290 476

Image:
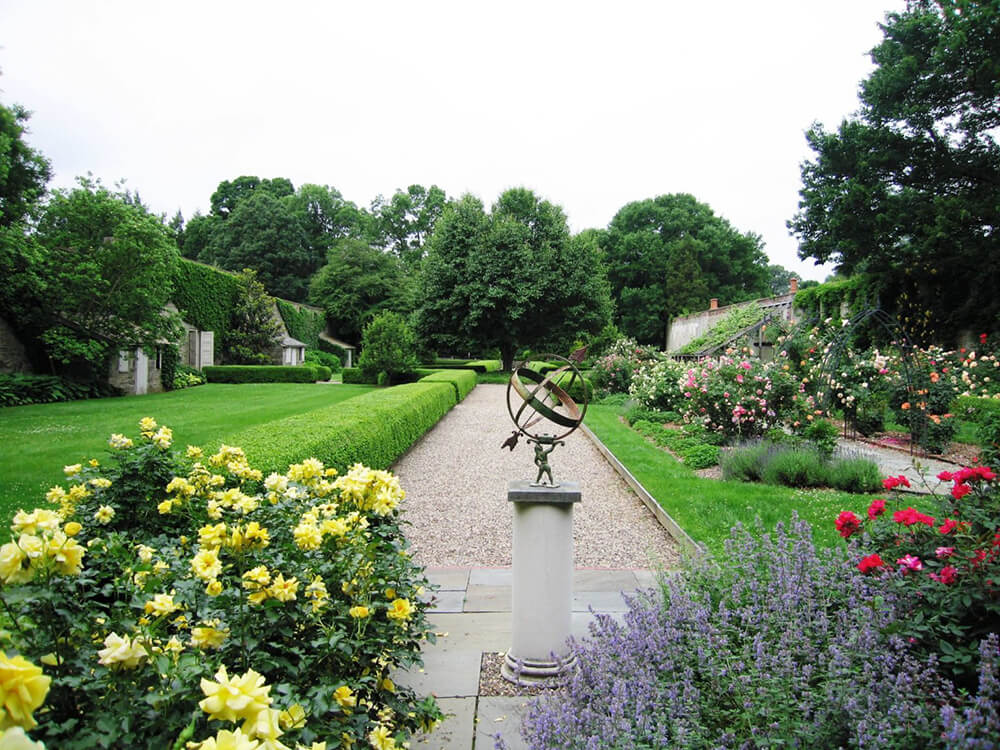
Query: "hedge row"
429 359 502 373
224 381 457 474
342 368 440 385
419 369 477 401
550 370 594 404
203 365 329 384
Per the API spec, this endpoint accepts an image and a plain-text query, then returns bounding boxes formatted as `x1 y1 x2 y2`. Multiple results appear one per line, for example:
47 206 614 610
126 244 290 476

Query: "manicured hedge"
420 369 477 401
551 370 594 404
343 367 438 385
429 359 502 373
313 365 332 382
224 381 457 474
203 365 323 384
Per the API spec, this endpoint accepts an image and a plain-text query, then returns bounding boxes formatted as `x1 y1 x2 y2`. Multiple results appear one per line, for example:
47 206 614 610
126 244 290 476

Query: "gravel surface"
392 384 680 569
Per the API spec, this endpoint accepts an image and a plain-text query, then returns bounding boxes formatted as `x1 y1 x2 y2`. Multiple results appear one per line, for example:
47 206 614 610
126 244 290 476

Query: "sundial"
502 354 588 487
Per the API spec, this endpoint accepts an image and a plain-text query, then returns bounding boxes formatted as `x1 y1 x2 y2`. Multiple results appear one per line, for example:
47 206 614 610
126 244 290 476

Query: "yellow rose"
63 464 82 477
386 598 415 623
0 543 26 584
198 665 271 723
0 653 50 730
332 685 356 708
63 522 82 537
348 605 369 619
97 633 148 670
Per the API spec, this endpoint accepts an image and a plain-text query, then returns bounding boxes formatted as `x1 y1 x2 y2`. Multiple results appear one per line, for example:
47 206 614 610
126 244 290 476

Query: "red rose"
835 511 862 539
858 553 885 574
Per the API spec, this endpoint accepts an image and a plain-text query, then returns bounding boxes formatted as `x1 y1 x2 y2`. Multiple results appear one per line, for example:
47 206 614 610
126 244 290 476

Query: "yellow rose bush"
0 419 442 749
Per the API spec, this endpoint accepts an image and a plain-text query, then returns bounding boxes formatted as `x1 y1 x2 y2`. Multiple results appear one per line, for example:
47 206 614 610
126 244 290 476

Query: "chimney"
789 277 799 294
709 298 718 310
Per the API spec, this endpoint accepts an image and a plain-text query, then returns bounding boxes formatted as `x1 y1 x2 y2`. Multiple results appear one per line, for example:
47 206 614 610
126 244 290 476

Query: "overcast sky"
0 1 903 282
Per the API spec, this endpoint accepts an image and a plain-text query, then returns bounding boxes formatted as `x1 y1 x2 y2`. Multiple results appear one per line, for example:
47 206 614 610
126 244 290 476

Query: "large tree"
603 194 770 345
369 184 448 265
789 0 1000 342
308 238 413 346
416 188 612 370
29 179 182 375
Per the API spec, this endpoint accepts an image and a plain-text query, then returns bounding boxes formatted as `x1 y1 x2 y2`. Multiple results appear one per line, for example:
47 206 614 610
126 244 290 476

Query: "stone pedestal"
502 480 581 684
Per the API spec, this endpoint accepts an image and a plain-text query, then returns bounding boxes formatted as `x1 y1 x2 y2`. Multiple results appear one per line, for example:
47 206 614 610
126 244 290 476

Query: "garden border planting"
418 369 477 401
203 365 326 383
224 381 458 475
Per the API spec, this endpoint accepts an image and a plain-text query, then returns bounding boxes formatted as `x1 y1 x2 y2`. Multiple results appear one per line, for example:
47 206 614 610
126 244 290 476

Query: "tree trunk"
501 344 515 372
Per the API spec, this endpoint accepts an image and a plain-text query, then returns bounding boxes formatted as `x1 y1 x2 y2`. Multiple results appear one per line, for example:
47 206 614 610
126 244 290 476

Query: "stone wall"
666 291 801 354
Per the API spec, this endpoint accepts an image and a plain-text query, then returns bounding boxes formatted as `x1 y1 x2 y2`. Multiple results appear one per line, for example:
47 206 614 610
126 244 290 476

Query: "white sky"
0 0 903 282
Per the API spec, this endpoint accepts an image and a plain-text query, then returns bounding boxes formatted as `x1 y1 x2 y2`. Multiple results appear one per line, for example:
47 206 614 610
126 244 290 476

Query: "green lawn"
585 404 890 554
0 383 372 521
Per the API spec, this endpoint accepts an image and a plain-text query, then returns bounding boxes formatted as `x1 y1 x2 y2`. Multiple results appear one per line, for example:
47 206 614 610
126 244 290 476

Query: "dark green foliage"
309 238 414 346
313 365 332 381
0 373 121 406
275 299 326 349
369 184 448 264
317 337 349 364
429 359 502 373
550 370 593 405
171 259 241 357
625 405 673 426
223 269 282 365
159 345 179 391
954 395 1000 466
304 349 342 372
417 190 612 371
358 311 420 386
171 365 205 390
0 100 51 228
789 0 1000 344
225 382 457 475
603 193 770 345
803 418 840 459
631 419 721 469
341 367 373 385
419 369 477 401
202 365 322 384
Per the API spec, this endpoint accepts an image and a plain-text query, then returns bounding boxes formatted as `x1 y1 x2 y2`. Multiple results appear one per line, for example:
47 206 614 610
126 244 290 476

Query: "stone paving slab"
410 697 476 748
427 568 472 590
477 697 534 750
464 584 512 612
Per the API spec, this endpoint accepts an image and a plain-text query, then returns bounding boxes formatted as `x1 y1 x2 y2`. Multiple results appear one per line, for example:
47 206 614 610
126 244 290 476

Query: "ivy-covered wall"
275 299 326 349
170 259 241 358
793 275 878 322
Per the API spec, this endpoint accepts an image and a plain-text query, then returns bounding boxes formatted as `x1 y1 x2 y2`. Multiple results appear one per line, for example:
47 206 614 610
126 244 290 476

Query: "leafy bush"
225 381 457 475
312 364 332 381
549 369 593 404
719 441 770 482
804 417 840 459
0 420 443 748
341 367 374 385
172 365 206 390
589 338 661 396
203 365 322 384
631 420 721 469
954 395 1000 466
836 466 1000 689
305 349 343 373
0 373 120 407
419 370 477 401
678 443 720 470
159 344 179 391
516 517 983 748
358 311 419 386
761 446 828 487
826 456 882 493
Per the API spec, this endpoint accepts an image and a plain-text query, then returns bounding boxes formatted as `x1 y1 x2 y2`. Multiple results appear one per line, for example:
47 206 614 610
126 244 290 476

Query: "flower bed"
0 420 442 748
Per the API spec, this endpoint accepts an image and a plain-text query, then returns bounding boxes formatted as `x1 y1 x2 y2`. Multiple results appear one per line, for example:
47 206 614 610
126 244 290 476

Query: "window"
117 350 130 373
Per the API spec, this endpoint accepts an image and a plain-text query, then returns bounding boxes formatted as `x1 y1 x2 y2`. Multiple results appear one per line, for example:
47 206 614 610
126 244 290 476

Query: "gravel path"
391 384 680 569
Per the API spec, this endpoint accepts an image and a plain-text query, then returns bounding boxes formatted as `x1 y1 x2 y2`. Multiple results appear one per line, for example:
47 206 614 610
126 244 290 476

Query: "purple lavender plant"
941 633 1000 749
516 516 988 749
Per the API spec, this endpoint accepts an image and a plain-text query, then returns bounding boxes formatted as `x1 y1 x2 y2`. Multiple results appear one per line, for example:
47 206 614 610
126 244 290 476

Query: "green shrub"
172 365 205 390
342 367 375 385
203 365 321 384
720 442 771 482
305 349 343 372
826 457 882 493
804 418 840 459
226 382 457 475
313 365 332 381
761 446 828 487
420 370 477 401
550 370 593 404
159 345 179 391
681 443 721 470
358 311 419 385
317 337 349 364
954 395 1000 466
625 405 673 426
0 373 120 407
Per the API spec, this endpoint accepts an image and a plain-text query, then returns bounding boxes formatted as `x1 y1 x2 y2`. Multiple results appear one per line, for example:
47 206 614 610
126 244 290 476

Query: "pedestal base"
503 480 581 685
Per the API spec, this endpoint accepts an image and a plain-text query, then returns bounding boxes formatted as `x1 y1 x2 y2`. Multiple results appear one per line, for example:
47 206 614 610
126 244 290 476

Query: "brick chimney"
709 298 718 310
789 277 799 294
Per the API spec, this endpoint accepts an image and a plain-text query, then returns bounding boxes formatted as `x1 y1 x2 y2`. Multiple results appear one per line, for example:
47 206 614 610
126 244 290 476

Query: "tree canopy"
603 194 770 345
29 179 182 374
416 188 612 370
308 238 413 346
369 184 448 265
789 0 1000 342
0 101 51 228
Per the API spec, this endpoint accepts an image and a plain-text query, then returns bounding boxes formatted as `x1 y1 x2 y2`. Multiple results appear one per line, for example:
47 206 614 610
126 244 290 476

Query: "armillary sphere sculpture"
503 353 588 487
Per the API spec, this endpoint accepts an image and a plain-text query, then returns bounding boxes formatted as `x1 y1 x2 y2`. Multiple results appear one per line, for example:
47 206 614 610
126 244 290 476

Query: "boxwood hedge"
429 359 501 373
419 369 477 401
203 365 324 384
224 381 457 474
